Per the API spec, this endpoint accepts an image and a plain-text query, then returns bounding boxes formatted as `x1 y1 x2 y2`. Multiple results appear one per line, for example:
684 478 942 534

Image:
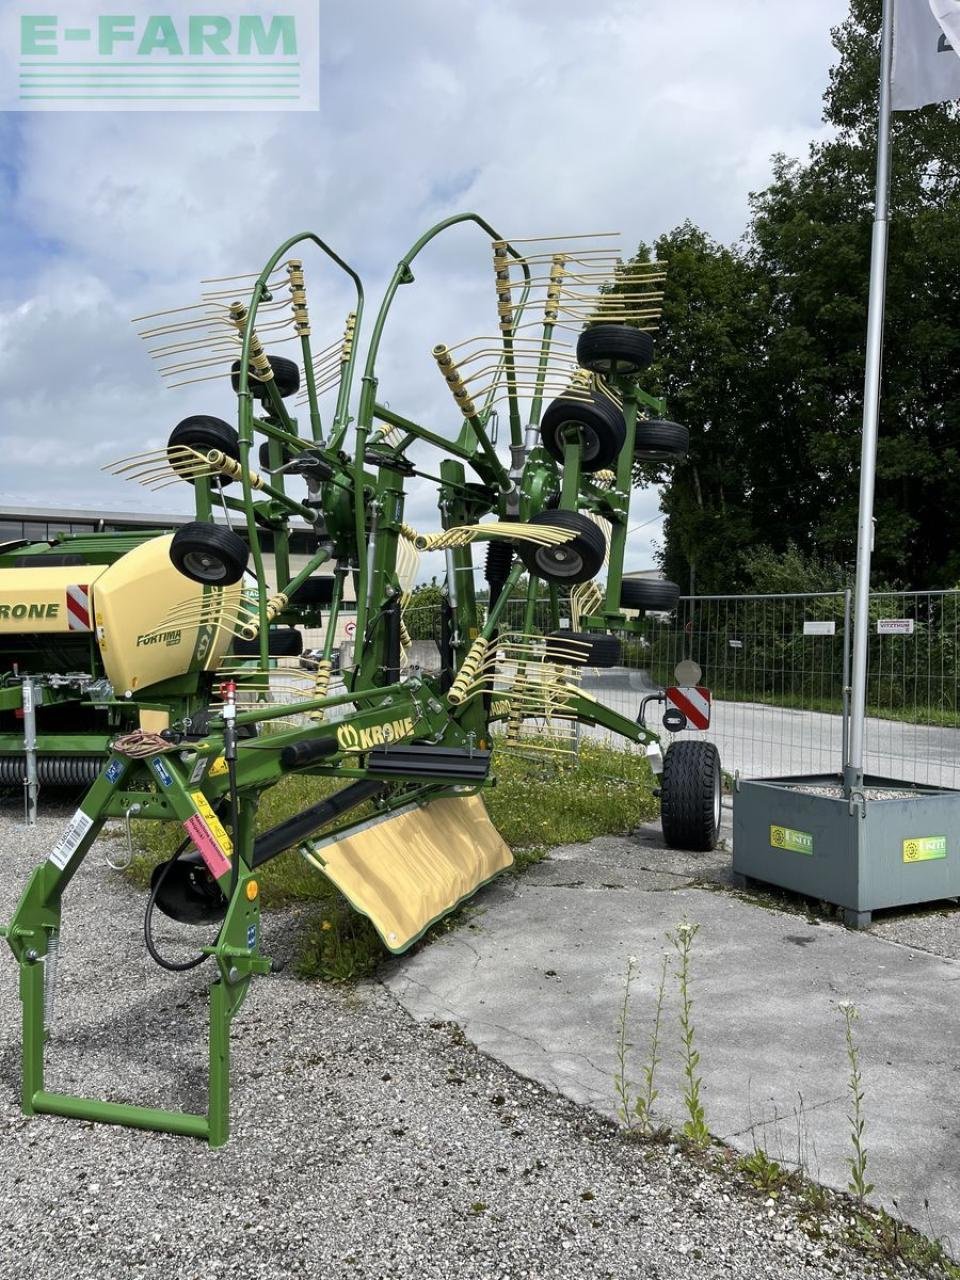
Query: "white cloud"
0 0 848 576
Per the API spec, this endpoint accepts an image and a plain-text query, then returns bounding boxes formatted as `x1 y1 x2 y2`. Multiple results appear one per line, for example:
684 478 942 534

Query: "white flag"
891 0 960 109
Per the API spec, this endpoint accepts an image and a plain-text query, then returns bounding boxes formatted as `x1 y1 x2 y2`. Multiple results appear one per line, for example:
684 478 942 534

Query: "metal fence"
399 589 960 789
250 591 960 786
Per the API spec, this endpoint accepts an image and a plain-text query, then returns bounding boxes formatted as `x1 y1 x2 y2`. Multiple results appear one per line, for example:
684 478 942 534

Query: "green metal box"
732 774 960 927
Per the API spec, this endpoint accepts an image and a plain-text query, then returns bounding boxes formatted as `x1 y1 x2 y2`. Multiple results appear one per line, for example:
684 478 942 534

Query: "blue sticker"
105 759 124 784
152 757 174 788
246 923 257 950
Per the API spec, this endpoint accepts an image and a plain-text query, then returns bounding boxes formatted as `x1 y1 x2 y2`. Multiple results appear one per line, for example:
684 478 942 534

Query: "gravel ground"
0 801 935 1279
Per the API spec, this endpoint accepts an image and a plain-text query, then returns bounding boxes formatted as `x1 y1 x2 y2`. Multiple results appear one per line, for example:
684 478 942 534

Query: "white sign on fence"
803 620 836 636
877 618 915 636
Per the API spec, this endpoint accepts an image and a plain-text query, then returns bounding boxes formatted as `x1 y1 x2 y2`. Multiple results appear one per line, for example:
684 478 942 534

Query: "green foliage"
129 738 657 981
670 920 710 1147
403 580 445 640
841 1001 875 1210
737 1148 793 1196
628 0 960 592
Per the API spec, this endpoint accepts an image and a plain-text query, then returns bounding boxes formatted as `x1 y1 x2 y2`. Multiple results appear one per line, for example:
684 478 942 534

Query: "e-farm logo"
7 4 319 111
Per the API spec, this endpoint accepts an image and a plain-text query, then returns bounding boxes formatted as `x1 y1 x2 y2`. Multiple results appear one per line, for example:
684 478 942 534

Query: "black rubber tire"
169 522 249 586
485 540 514 608
258 440 297 471
539 391 626 473
232 628 303 658
620 578 681 611
167 416 240 485
544 631 622 668
577 325 654 377
635 419 689 463
289 576 336 607
231 354 300 399
660 740 722 853
517 510 606 585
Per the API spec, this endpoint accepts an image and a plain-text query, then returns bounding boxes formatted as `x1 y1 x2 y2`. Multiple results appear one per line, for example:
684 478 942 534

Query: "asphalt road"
579 671 960 789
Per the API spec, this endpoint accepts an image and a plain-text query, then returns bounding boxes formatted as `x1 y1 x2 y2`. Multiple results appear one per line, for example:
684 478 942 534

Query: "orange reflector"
245 880 259 901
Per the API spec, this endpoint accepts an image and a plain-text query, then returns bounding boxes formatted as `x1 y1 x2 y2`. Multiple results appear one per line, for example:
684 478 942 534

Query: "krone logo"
336 716 416 752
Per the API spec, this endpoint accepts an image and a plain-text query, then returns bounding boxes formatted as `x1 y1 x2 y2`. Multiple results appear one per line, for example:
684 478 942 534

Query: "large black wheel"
232 627 304 657
660 740 722 852
517 510 606 585
635 419 689 463
620 578 681 611
167 416 240 484
258 440 297 471
544 631 622 668
170 522 248 586
577 325 654 377
539 391 625 473
231 354 300 399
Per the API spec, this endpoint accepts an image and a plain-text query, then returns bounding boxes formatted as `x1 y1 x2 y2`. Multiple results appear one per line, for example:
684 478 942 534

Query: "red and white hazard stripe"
65 584 91 631
665 685 711 730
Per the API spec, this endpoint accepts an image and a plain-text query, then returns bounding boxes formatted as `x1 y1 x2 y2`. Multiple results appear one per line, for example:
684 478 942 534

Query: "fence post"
841 588 852 776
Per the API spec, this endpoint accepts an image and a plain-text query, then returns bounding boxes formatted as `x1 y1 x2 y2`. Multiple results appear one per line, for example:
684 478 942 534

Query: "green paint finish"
770 824 814 856
902 835 947 864
2 215 671 1145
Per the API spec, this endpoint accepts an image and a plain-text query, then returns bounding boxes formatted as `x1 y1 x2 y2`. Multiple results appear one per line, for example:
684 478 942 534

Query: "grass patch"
127 737 657 981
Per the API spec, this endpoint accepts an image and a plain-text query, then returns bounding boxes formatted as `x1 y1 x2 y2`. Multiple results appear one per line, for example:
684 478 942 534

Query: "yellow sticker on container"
770 825 814 856
902 836 947 864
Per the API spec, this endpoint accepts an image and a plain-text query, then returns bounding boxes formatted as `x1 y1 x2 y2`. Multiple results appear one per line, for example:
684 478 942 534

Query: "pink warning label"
184 814 232 880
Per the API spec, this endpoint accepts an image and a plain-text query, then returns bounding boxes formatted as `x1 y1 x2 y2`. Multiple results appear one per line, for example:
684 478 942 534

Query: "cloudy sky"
0 0 850 580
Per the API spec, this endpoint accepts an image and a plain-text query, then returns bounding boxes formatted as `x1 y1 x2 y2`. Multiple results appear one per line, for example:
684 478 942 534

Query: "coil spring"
447 635 489 706
308 659 332 723
0 756 101 787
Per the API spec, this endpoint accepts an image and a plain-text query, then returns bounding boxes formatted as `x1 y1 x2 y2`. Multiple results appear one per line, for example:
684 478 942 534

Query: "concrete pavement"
386 805 960 1247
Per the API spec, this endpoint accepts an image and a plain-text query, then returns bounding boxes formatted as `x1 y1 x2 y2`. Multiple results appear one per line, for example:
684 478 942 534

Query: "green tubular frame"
3 212 676 1145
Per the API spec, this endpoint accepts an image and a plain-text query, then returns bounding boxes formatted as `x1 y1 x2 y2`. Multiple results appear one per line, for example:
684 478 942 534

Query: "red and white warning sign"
65 584 92 631
344 620 357 640
665 685 711 731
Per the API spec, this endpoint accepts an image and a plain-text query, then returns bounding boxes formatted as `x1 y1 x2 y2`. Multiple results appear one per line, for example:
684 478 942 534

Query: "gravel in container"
0 802 930 1279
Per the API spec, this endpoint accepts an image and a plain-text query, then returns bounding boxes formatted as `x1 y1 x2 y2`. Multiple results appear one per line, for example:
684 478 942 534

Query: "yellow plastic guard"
305 794 513 953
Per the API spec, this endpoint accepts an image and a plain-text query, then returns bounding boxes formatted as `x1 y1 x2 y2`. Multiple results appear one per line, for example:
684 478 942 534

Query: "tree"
632 0 960 591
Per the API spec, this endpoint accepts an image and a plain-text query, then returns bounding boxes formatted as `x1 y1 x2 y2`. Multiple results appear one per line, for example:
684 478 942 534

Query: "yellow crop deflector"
302 794 513 952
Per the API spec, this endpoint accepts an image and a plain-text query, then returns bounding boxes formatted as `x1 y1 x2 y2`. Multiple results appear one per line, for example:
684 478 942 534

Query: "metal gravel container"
732 773 960 927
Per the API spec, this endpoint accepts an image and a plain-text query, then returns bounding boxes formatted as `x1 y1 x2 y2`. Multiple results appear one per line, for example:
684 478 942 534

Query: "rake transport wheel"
232 627 304 657
634 419 689 463
231 354 301 399
544 631 622 668
518 510 606 585
167 415 241 484
660 740 722 852
620 578 681 612
576 324 654 377
170 522 249 586
539 391 626 473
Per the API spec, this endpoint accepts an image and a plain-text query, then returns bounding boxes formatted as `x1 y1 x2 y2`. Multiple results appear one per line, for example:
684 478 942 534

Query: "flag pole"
845 0 895 794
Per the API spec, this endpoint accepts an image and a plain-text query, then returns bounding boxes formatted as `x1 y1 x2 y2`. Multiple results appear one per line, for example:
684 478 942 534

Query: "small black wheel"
167 416 240 485
517 510 606 585
660 740 722 852
635 419 689 463
620 578 681 611
544 631 622 668
232 627 304 657
231 354 300 399
289 576 336 607
170 522 249 586
577 325 654 377
258 440 297 471
485 540 514 608
539 391 626 473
